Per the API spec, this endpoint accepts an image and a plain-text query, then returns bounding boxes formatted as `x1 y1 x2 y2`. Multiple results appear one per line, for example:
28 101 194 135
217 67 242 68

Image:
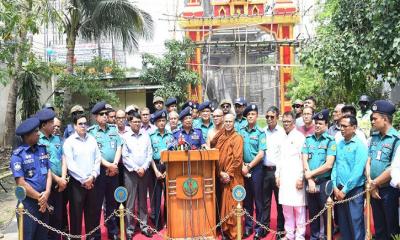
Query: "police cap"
16 118 40 136
35 109 56 123
234 97 247 106
243 104 258 117
165 97 177 107
313 109 329 123
371 100 396 116
152 110 168 123
179 107 192 120
91 101 107 114
198 101 212 111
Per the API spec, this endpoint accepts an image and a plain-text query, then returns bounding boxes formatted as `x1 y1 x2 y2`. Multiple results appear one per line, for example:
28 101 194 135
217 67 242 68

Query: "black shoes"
141 229 154 238
243 229 253 239
254 230 267 239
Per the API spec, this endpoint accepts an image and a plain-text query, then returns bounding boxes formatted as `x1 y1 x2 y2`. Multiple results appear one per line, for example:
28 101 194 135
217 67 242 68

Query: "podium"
161 149 219 239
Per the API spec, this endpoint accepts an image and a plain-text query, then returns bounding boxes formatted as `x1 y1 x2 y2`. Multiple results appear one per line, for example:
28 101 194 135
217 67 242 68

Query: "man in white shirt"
260 106 285 238
63 114 101 239
390 147 400 188
122 111 154 238
276 111 306 240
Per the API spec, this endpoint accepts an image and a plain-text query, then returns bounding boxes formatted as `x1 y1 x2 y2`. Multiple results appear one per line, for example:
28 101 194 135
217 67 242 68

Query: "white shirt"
276 128 306 206
122 128 153 171
390 147 400 188
335 128 368 146
263 124 285 167
63 132 101 184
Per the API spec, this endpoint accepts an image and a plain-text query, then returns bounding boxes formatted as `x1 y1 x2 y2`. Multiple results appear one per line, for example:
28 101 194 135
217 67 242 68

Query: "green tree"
289 0 400 108
140 39 200 103
48 0 153 121
53 57 125 112
0 0 49 146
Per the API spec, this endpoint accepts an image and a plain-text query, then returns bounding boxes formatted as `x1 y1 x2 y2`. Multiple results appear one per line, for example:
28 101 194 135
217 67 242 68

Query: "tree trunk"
61 31 77 122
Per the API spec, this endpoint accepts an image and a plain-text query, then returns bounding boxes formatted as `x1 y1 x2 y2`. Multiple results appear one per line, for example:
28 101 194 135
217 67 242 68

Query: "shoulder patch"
13 147 23 155
330 144 336 151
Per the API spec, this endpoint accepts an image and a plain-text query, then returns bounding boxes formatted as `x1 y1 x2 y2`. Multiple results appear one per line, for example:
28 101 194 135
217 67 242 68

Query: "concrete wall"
0 80 54 146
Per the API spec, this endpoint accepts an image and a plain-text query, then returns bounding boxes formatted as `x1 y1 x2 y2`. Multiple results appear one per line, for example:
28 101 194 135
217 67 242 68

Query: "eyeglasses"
282 120 292 123
98 111 108 116
265 115 275 119
78 122 87 126
222 105 230 109
340 124 351 129
292 104 303 108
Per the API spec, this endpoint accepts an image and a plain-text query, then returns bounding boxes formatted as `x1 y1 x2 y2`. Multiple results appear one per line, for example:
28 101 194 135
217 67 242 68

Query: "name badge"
376 151 382 160
111 141 116 149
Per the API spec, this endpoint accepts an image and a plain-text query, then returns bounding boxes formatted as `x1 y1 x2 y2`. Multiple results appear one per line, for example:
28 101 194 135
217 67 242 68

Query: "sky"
126 0 184 69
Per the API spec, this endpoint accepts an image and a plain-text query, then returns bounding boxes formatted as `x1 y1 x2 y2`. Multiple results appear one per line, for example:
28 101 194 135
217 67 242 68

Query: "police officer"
331 115 368 240
193 101 214 142
87 101 122 240
36 109 67 240
357 95 373 138
150 110 175 230
63 105 84 139
153 96 165 111
173 107 205 149
234 97 247 131
10 117 52 240
165 97 178 113
366 100 400 239
302 109 336 240
42 103 55 111
239 104 266 239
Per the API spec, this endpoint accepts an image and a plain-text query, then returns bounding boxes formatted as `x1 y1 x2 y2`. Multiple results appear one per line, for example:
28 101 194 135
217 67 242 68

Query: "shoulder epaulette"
87 125 96 131
12 147 24 155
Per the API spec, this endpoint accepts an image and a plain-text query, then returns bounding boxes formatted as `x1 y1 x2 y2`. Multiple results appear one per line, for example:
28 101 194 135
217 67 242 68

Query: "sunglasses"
292 104 303 108
265 115 275 119
98 111 108 116
222 105 231 109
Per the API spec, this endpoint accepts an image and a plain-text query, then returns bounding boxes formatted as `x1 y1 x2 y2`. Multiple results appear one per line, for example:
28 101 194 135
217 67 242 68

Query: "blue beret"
198 101 212 111
234 97 247 106
182 101 193 110
371 100 395 116
35 109 56 122
16 117 40 136
179 107 192 120
165 97 177 107
91 101 107 114
243 104 258 117
313 109 329 122
151 110 168 123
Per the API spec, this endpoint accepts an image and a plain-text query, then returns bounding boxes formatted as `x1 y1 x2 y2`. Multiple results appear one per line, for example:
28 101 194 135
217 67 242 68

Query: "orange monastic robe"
212 129 244 239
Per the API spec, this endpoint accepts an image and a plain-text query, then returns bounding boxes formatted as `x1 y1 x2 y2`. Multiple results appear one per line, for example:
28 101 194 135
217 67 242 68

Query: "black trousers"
260 166 284 232
68 177 100 240
95 167 119 237
48 185 64 240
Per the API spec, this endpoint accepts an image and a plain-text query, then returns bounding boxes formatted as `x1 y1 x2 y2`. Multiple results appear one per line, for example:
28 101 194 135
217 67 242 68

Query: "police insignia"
331 144 336 151
318 113 323 119
14 162 21 171
372 104 378 111
252 105 256 110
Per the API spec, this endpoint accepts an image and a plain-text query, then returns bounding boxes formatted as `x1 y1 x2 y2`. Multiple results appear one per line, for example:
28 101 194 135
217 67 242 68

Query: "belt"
315 176 330 185
263 166 276 171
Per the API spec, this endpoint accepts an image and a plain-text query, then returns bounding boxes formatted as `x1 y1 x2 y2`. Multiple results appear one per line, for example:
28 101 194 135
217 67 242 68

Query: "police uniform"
173 107 205 149
302 110 336 240
36 109 65 240
234 97 248 131
165 97 177 113
368 100 400 239
150 110 175 230
239 104 267 237
88 101 123 239
10 118 51 240
357 95 373 138
193 101 214 142
331 132 368 240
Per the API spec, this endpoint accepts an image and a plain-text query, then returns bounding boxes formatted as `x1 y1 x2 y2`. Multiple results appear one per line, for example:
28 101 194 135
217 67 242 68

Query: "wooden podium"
161 149 219 239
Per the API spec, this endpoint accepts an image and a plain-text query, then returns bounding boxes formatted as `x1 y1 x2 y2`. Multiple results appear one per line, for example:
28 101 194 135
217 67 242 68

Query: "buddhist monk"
211 113 244 240
206 108 224 148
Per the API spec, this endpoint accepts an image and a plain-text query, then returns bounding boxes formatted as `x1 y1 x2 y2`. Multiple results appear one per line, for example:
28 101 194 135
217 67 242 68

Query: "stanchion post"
18 202 24 240
119 204 125 240
236 203 242 240
366 183 371 240
326 197 333 240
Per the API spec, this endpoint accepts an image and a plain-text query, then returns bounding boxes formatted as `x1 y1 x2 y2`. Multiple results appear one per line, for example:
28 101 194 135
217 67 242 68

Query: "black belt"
263 166 276 171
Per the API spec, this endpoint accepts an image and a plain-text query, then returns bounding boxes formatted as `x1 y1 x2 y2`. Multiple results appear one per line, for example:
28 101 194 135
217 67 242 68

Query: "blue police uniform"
150 111 175 229
239 104 267 236
10 117 50 240
331 135 368 240
193 101 214 142
302 109 336 240
173 107 205 149
368 100 400 239
88 101 123 239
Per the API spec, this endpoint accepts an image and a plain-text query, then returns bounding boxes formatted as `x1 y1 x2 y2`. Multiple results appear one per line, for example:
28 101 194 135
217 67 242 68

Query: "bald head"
333 104 345 121
116 110 126 129
224 113 235 131
212 108 224 126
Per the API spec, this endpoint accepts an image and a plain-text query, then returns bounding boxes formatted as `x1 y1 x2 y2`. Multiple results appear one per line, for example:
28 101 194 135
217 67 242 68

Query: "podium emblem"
15 186 26 201
232 185 246 202
183 178 199 197
114 186 128 203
